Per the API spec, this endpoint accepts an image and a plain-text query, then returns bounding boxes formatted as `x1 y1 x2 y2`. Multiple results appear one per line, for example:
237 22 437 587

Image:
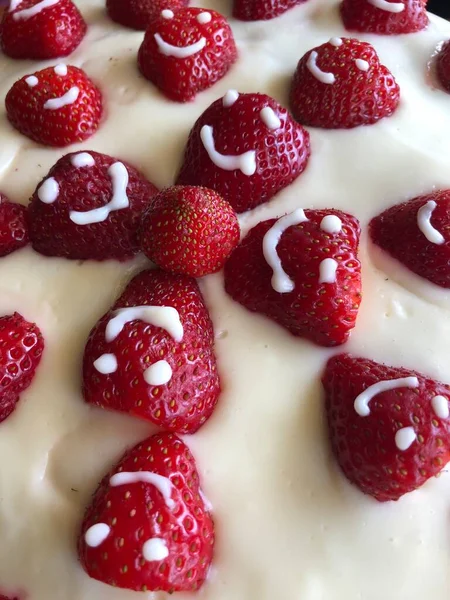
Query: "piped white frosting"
93 354 118 375
307 51 336 84
161 9 174 18
320 215 342 234
105 306 183 343
13 0 60 20
223 89 239 107
142 538 169 561
395 427 416 451
71 153 95 168
319 258 338 284
144 360 173 386
154 33 206 58
54 64 68 76
44 87 79 110
37 177 59 204
84 523 110 548
200 125 257 176
25 75 39 87
354 377 419 417
355 59 369 72
417 201 445 245
368 0 405 13
197 11 212 23
260 107 281 130
110 471 175 509
432 395 449 420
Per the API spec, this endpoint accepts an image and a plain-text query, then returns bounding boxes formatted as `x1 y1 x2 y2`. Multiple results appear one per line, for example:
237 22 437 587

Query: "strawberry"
177 92 311 213
289 37 400 129
78 432 214 593
324 353 450 502
0 195 28 257
138 7 237 102
82 269 220 433
5 65 102 147
437 40 450 93
28 151 158 261
140 186 240 277
340 0 428 35
233 0 305 21
0 313 44 424
224 208 361 347
106 0 189 30
0 0 87 59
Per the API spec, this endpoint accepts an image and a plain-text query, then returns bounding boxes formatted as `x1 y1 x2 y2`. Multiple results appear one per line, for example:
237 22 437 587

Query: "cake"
1 0 450 598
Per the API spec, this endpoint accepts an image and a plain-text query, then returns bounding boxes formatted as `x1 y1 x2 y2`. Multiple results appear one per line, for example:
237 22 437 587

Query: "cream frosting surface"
1 1 450 599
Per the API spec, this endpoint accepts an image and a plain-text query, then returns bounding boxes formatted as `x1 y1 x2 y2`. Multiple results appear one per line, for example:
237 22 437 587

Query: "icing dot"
260 107 281 130
197 11 211 23
85 523 110 548
71 152 95 168
37 177 59 204
144 360 172 386
355 59 369 72
432 395 449 419
161 8 174 18
94 353 118 375
320 215 342 234
222 89 239 108
54 63 67 76
25 75 38 87
395 427 416 451
142 538 169 561
319 258 338 284
329 37 343 47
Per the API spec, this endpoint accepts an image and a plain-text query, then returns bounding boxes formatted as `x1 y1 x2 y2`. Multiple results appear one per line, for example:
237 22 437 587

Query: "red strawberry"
177 92 311 213
0 595 20 600
340 0 428 35
28 151 158 261
0 195 28 257
324 353 450 502
140 186 240 277
233 0 306 20
138 7 237 102
0 0 87 59
5 65 102 147
82 269 220 433
0 312 44 424
106 0 189 30
78 432 214 593
224 208 361 347
289 37 400 129
437 40 450 93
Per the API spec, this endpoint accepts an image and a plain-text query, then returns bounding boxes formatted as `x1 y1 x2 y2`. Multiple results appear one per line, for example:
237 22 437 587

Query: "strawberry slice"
340 0 428 35
82 269 221 433
233 0 306 20
0 0 87 59
289 37 400 129
28 151 158 261
78 432 214 593
0 195 28 257
324 353 450 502
437 40 450 93
224 208 361 347
0 313 44 423
138 7 237 102
370 190 450 288
5 65 102 147
106 0 189 30
177 92 310 213
140 185 240 277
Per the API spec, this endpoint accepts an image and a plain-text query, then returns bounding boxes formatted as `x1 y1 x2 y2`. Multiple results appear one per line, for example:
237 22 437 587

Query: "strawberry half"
224 208 361 347
0 0 86 59
0 313 44 423
140 185 240 277
106 0 189 30
341 0 428 35
289 37 400 129
370 190 450 288
5 65 102 147
78 432 214 593
28 151 158 261
437 40 450 93
233 0 306 20
324 353 450 502
82 269 221 434
177 92 311 213
0 195 28 258
138 7 237 103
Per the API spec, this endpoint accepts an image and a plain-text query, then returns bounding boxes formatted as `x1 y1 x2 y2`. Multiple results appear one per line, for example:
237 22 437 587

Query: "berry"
341 0 428 35
106 0 189 30
233 0 305 20
437 40 450 93
0 195 28 257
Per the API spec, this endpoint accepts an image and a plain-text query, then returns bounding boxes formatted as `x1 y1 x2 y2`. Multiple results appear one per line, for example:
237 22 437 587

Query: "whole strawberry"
233 0 306 20
324 354 450 502
79 432 214 593
106 0 189 30
0 0 87 59
0 313 44 423
138 7 237 102
140 186 240 277
83 269 221 433
6 65 102 147
437 40 450 93
177 92 310 213
224 208 361 347
28 151 158 261
0 195 28 257
289 38 400 129
341 0 428 35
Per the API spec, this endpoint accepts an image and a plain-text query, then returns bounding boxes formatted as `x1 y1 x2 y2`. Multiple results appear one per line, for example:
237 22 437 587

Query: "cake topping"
110 471 175 509
320 214 342 233
197 11 212 23
161 9 174 18
354 376 419 416
417 200 445 244
84 523 110 548
233 0 304 21
355 58 369 70
105 306 183 343
44 86 79 110
13 0 60 21
307 50 336 84
37 177 59 204
432 395 450 419
0 195 29 258
143 360 173 386
106 0 188 31
340 0 428 35
154 32 206 58
329 36 343 46
201 125 257 175
368 0 405 12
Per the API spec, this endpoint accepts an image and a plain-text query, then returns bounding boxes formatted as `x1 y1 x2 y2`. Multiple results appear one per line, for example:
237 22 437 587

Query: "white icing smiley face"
306 39 372 85
154 10 214 59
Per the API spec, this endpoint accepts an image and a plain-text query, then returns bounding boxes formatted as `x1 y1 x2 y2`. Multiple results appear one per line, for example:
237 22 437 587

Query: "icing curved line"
13 0 60 20
154 33 206 58
354 377 419 417
105 305 183 343
44 87 79 110
200 125 257 176
417 200 445 245
110 471 175 509
307 51 336 85
367 0 405 13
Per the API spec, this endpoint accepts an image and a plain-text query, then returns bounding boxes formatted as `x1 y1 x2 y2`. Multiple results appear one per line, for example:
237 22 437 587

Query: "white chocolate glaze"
355 58 370 71
25 75 38 87
54 64 68 77
93 353 118 375
70 152 95 168
197 11 212 23
432 395 449 420
320 214 342 233
222 89 239 107
260 106 281 130
37 177 59 204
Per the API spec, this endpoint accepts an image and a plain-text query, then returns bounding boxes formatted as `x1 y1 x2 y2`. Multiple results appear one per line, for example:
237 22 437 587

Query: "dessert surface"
1 0 450 599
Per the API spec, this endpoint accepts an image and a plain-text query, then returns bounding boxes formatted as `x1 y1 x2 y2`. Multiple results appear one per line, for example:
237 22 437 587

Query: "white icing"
368 0 405 13
432 395 450 420
71 152 95 168
54 64 68 76
395 427 417 451
260 107 281 130
329 37 342 47
93 353 117 375
354 377 419 417
105 306 183 343
319 258 338 284
355 59 370 72
263 209 308 294
110 471 175 509
417 201 445 245
320 215 342 234
37 177 59 204
84 523 110 548
13 0 59 20
144 360 172 386
44 87 79 110
25 75 38 87
200 125 256 176
70 162 129 225
142 538 169 561
161 9 174 18
154 33 206 58
222 89 239 107
307 50 336 85
197 11 212 24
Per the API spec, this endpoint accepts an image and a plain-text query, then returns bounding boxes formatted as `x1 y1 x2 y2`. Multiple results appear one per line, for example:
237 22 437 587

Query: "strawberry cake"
2 0 450 598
